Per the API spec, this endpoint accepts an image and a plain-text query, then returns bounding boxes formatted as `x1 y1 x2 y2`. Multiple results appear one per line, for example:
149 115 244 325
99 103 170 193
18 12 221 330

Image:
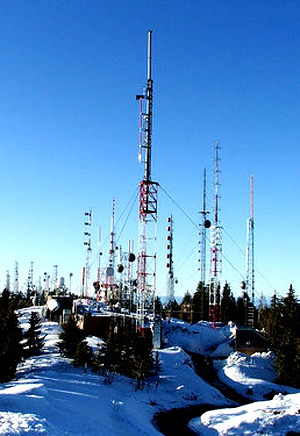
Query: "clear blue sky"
1 0 299 302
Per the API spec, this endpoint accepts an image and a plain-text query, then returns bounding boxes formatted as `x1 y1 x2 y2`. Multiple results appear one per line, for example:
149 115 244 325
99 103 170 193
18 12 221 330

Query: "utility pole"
136 30 158 326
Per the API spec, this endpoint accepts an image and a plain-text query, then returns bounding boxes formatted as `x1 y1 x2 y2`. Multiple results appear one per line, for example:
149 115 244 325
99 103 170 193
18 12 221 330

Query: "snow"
1 309 300 435
163 318 236 356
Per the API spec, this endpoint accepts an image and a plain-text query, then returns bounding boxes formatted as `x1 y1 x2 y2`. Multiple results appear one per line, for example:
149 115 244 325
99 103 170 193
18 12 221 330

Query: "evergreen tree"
58 315 87 360
221 282 236 324
165 298 181 320
154 296 163 315
236 295 246 325
132 331 153 390
118 318 136 377
73 340 93 367
0 289 23 382
259 286 300 388
277 285 300 386
24 311 45 357
97 319 122 381
193 281 209 322
180 291 193 322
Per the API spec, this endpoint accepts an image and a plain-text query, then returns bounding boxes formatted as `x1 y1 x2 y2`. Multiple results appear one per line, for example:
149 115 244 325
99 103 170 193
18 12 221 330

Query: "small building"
234 326 269 355
76 313 112 338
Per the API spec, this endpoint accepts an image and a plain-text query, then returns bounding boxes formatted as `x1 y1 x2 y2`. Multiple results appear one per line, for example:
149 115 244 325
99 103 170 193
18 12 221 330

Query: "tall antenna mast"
14 261 19 294
209 141 222 323
199 168 211 284
246 175 255 304
5 270 10 291
106 198 115 301
166 215 175 305
136 30 158 325
28 261 34 295
84 209 92 298
52 264 58 293
96 226 102 302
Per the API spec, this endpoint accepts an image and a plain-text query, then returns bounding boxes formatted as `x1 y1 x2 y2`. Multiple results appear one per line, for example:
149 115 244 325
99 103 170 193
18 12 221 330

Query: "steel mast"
84 209 92 298
166 215 175 305
136 30 158 326
209 141 222 323
105 198 115 302
14 261 19 294
246 175 255 304
199 168 211 284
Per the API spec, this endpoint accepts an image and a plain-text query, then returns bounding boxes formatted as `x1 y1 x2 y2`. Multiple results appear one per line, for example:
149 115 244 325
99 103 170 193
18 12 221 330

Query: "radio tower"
166 216 175 305
14 261 19 294
84 209 92 298
95 226 102 302
27 261 34 294
136 30 158 325
105 198 115 302
246 175 255 303
199 168 211 284
245 175 255 327
52 265 58 292
209 141 222 323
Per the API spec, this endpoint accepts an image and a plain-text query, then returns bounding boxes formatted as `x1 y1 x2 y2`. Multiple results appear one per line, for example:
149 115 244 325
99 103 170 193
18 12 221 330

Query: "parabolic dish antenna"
48 299 59 312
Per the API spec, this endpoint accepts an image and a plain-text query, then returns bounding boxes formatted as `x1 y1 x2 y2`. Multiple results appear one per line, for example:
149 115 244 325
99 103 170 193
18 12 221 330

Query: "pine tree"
260 286 300 388
24 311 45 357
0 289 23 383
118 318 136 377
165 298 181 320
58 314 86 360
221 282 236 324
73 340 93 367
180 291 193 322
132 332 153 390
193 281 209 322
97 319 121 382
277 285 300 386
154 296 163 315
236 296 246 325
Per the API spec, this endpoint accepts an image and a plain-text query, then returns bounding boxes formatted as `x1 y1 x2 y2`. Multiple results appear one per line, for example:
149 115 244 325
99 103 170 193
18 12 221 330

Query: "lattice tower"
166 216 175 304
84 209 92 298
136 30 158 326
209 141 222 323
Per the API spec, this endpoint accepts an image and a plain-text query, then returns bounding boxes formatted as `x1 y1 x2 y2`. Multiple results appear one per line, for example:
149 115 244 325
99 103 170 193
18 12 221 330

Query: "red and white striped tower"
136 30 158 325
209 141 222 323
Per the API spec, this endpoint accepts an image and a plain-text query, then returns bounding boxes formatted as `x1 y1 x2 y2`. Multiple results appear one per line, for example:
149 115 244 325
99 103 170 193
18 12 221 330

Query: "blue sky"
1 0 299 302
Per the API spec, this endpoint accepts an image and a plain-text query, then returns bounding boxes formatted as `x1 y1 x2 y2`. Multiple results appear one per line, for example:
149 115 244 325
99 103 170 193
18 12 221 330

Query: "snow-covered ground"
1 308 300 435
